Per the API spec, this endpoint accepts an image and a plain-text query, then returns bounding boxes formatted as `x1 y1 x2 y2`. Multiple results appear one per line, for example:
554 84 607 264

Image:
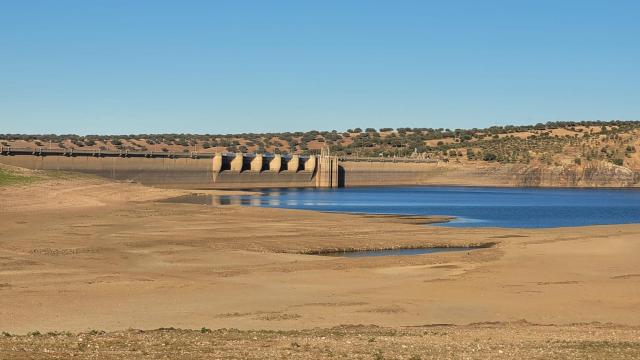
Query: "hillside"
2 121 640 171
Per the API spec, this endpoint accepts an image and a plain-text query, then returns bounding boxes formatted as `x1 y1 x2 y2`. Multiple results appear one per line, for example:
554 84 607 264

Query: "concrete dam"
0 147 340 189
6 146 633 188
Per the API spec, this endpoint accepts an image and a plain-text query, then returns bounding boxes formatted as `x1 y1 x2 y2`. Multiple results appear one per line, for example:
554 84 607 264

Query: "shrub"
483 152 498 161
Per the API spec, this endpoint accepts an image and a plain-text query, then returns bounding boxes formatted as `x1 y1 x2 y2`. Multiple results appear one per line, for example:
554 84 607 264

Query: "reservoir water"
166 186 640 228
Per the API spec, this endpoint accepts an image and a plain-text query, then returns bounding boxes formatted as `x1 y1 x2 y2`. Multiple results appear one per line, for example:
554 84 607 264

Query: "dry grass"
0 168 36 186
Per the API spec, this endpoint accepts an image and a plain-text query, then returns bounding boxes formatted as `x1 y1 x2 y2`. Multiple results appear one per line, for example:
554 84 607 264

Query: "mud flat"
1 171 640 357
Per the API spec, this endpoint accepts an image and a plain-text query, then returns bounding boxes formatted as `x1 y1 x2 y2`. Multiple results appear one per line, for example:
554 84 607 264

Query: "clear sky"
1 1 639 135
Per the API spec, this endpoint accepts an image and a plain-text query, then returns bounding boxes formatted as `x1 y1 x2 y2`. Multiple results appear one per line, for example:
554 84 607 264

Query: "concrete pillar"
250 154 263 172
212 153 223 182
230 153 244 173
212 153 223 173
315 155 338 188
331 155 339 186
287 155 300 172
269 154 282 172
303 155 316 172
316 156 327 187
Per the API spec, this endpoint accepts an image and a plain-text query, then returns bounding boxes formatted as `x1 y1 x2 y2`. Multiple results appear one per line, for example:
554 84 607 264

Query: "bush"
483 152 497 161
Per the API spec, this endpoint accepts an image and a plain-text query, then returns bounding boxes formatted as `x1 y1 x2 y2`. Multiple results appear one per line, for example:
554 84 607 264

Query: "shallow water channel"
317 247 477 258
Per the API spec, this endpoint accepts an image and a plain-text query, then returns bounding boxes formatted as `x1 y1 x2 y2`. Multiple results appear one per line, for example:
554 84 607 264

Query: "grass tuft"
0 169 37 186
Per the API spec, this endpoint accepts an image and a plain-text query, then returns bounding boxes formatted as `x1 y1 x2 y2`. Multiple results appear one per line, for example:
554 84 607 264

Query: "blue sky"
1 0 638 134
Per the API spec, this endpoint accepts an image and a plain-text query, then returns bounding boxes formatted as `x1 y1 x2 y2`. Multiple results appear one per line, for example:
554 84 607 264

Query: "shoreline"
223 182 640 190
311 183 640 190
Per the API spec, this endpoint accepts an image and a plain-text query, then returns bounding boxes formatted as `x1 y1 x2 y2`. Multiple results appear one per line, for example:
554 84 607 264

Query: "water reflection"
162 194 266 207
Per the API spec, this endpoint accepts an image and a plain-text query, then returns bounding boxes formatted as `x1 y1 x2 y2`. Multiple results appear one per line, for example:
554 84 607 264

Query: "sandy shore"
1 175 640 357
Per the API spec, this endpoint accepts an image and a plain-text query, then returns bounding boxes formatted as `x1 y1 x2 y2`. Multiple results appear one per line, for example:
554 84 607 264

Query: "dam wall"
0 155 216 188
2 147 637 188
0 149 338 189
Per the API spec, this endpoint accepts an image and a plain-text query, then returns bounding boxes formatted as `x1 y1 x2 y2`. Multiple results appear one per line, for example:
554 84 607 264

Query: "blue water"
169 186 640 228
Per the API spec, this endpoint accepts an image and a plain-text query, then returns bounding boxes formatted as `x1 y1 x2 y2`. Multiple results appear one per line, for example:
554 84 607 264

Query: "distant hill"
2 120 639 169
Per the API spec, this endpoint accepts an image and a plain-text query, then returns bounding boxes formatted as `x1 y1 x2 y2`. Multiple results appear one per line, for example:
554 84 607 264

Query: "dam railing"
1 147 439 164
0 147 307 161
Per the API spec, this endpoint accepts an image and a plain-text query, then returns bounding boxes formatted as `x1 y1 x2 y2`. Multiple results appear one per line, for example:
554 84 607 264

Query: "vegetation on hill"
1 120 639 168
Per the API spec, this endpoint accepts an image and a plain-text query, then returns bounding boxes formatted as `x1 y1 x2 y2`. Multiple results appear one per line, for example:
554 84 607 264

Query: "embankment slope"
340 160 640 187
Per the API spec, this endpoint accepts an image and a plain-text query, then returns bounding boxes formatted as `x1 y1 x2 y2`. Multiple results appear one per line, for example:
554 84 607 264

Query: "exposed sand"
1 176 639 337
